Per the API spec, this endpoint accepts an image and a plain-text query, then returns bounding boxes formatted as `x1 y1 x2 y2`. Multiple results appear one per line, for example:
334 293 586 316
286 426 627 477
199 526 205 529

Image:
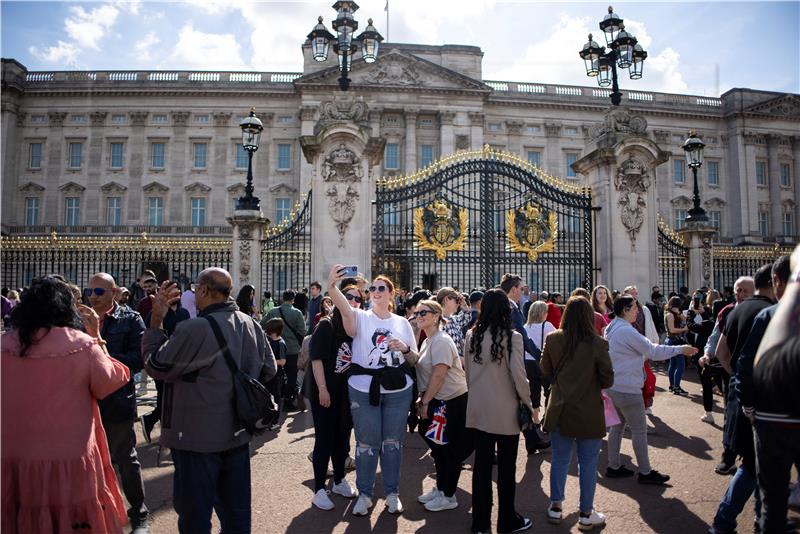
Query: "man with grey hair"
143 268 276 533
87 272 149 533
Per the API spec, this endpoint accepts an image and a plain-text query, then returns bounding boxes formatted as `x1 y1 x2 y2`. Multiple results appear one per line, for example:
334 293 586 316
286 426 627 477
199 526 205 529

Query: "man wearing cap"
464 291 483 335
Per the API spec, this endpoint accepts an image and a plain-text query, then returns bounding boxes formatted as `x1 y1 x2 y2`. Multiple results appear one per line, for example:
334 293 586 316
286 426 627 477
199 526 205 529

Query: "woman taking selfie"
465 289 534 534
414 299 472 512
327 265 418 517
2 276 130 532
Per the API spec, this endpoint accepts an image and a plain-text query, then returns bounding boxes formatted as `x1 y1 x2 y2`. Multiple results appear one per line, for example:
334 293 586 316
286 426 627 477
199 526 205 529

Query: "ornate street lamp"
682 130 708 223
306 2 384 91
236 108 263 211
579 6 648 105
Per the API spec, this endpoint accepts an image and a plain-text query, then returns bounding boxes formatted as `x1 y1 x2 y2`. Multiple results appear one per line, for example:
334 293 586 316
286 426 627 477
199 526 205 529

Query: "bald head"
734 276 755 303
88 272 118 314
90 272 117 287
197 268 232 297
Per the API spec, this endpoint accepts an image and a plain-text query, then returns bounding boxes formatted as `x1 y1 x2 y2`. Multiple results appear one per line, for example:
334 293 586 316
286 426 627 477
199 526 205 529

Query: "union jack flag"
425 403 448 445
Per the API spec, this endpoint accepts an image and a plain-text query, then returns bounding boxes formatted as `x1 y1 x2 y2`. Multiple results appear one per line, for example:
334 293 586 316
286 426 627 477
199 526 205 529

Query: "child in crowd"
264 318 287 430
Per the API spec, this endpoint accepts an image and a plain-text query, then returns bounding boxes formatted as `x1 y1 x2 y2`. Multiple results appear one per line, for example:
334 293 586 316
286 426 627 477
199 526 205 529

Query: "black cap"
469 291 484 303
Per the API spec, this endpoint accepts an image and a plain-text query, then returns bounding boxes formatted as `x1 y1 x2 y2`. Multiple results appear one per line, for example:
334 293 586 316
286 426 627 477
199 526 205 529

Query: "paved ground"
134 367 797 533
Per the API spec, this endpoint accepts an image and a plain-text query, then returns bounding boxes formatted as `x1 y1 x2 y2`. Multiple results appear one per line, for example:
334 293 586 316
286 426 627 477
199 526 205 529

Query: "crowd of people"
1 247 799 533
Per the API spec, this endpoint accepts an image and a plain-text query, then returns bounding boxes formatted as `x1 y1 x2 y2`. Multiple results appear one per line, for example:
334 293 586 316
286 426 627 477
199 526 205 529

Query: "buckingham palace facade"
2 43 799 247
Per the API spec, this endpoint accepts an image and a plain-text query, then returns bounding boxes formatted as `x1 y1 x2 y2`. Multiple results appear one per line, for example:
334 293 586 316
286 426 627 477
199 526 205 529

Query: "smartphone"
340 265 358 278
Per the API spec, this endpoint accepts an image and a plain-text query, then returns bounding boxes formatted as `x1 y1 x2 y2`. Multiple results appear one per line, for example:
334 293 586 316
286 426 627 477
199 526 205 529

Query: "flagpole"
385 0 389 42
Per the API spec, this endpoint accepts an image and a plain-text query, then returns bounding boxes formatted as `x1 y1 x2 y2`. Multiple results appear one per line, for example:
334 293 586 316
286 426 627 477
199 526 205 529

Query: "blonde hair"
417 299 447 327
526 301 548 325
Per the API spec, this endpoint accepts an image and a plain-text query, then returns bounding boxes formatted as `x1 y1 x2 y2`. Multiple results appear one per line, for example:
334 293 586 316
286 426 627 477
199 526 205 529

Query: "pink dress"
2 327 130 534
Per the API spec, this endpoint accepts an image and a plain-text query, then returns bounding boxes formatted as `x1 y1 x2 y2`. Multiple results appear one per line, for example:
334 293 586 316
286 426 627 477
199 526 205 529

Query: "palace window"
151 142 165 168
780 163 791 187
276 198 291 223
385 143 399 170
65 197 80 225
194 114 209 124
25 197 39 225
783 212 794 236
152 114 168 124
756 161 767 186
191 197 206 226
68 142 83 169
29 142 42 169
110 142 124 168
30 115 46 124
419 144 434 168
106 196 122 226
564 126 578 136
707 161 719 186
673 159 685 184
70 115 87 124
675 209 687 230
277 144 292 170
148 197 164 226
193 142 207 169
566 153 578 178
235 144 248 169
759 210 769 237
487 122 501 132
111 114 127 124
527 151 541 167
709 210 721 231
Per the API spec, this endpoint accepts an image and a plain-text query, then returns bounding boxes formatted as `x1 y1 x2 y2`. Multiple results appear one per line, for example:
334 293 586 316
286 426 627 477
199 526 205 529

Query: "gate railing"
657 215 688 293
713 243 792 290
260 192 312 294
0 233 231 289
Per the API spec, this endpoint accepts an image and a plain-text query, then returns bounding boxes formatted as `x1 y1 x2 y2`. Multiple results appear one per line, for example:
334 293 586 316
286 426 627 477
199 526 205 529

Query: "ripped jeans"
347 385 413 498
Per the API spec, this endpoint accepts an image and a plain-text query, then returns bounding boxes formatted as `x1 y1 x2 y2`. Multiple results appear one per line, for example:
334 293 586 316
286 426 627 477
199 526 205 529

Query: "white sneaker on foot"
700 412 715 424
424 494 458 512
578 510 606 531
547 504 563 524
332 479 356 499
312 489 334 511
386 493 403 514
645 407 653 415
352 494 373 516
417 487 441 504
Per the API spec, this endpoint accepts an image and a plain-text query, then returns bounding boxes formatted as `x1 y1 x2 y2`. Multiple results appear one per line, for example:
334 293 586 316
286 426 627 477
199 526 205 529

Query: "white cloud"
135 32 160 61
29 40 80 66
170 24 247 69
115 0 142 15
184 0 238 14
484 14 688 94
64 4 119 50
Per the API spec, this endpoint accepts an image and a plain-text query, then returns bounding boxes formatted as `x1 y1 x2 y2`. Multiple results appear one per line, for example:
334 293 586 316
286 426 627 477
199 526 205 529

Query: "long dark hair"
560 296 599 358
235 284 256 316
10 276 83 357
329 284 363 337
665 295 685 327
470 288 513 364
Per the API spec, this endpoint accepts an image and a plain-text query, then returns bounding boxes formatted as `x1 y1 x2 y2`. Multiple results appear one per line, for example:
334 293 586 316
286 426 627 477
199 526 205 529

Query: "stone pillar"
440 111 455 157
299 106 317 193
86 112 107 224
404 109 418 172
679 223 716 290
468 112 484 150
793 136 800 236
506 120 523 155
168 111 189 223
127 111 149 222
229 210 270 296
767 134 783 237
1 100 21 227
212 112 232 223
45 112 67 224
572 107 669 292
544 122 562 176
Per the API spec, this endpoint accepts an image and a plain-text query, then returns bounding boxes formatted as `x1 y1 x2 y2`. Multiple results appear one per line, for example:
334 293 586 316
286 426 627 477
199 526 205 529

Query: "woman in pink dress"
2 275 130 533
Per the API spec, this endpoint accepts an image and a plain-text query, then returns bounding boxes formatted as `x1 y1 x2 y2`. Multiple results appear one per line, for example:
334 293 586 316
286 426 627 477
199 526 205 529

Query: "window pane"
759 211 769 237
780 163 791 187
707 161 719 185
385 143 399 169
148 197 164 226
709 210 720 231
236 144 248 169
106 196 121 226
69 143 82 168
278 144 291 170
191 197 206 226
527 151 541 167
419 145 434 168
110 142 124 168
566 153 578 178
29 143 42 168
783 213 794 236
276 198 291 222
674 159 685 183
65 197 80 225
25 197 39 225
756 162 767 186
151 142 165 168
194 143 207 168
675 209 687 230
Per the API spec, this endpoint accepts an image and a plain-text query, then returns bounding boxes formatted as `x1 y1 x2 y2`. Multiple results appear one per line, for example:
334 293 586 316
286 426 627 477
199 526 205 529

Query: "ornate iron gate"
260 192 312 294
713 244 792 290
657 216 688 293
373 147 594 293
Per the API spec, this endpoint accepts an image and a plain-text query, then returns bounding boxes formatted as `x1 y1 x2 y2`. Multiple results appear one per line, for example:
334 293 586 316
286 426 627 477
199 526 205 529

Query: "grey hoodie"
604 317 684 394
143 301 276 453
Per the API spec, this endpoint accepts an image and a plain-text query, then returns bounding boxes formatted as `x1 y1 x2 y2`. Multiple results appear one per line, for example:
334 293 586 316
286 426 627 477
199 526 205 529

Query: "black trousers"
283 354 299 401
104 419 148 524
310 385 352 492
754 420 800 533
472 430 525 534
265 367 284 420
418 393 474 498
142 378 164 429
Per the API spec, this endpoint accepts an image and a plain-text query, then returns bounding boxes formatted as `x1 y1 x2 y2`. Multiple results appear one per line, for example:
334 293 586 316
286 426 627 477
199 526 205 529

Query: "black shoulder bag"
279 307 306 346
204 315 278 436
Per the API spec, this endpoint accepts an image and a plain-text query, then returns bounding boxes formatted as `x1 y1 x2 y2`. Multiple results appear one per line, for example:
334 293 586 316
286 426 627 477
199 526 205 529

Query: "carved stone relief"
89 112 108 126
455 135 470 150
614 158 651 250
171 111 190 126
322 144 363 183
590 108 647 141
48 112 67 126
365 60 421 86
701 234 713 286
213 112 232 127
327 185 359 247
128 111 149 126
321 144 364 247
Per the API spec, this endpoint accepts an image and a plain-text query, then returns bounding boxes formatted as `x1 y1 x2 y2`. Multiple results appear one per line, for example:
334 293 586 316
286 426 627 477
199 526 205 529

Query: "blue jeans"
668 355 685 388
549 428 602 513
713 465 762 532
171 443 251 534
348 385 413 498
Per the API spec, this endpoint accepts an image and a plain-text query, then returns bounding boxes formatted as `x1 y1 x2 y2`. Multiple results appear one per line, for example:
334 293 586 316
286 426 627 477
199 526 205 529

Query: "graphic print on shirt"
367 327 402 368
334 342 352 374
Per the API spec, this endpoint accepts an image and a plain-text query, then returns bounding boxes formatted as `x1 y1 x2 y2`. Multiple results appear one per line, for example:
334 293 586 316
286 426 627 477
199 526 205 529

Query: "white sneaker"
645 407 653 415
424 494 458 512
788 482 800 510
332 479 356 499
417 487 441 504
312 489 334 511
577 510 606 531
386 493 403 514
700 412 715 424
352 494 373 516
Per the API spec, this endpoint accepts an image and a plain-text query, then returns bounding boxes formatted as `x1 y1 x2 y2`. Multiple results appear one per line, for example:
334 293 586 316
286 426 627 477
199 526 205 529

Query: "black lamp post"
236 108 263 211
579 6 648 106
307 2 384 91
682 130 708 223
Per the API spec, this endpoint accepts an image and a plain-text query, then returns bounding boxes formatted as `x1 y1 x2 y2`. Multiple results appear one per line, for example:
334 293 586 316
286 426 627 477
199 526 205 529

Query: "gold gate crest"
414 197 468 260
507 203 557 261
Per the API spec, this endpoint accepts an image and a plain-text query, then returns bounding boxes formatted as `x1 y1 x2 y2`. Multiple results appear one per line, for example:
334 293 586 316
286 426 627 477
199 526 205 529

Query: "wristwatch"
401 346 411 354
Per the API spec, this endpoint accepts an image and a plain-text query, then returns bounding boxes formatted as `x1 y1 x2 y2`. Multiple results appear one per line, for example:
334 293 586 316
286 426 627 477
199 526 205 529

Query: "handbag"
602 392 621 427
205 315 278 436
505 340 535 432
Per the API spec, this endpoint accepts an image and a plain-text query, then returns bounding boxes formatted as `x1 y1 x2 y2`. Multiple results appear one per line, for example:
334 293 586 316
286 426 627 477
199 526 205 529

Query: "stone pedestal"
572 107 669 292
228 209 270 296
679 222 716 290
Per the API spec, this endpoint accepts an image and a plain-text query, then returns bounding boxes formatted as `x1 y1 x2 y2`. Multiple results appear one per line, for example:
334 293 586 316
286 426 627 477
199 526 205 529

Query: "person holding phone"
326 265 418 517
664 296 690 396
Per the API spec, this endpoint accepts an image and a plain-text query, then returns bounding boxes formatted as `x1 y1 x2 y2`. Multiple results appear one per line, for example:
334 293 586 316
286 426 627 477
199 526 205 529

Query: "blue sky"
2 1 798 96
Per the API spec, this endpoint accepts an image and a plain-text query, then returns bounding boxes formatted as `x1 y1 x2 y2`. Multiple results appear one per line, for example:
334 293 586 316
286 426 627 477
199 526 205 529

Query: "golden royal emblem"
414 197 468 260
506 202 558 261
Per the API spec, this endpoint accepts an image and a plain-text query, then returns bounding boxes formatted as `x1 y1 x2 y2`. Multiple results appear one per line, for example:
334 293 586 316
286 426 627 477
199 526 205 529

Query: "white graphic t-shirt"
348 308 417 394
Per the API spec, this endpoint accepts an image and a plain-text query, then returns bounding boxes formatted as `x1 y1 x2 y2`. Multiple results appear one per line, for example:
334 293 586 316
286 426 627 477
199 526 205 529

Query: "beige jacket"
464 329 532 435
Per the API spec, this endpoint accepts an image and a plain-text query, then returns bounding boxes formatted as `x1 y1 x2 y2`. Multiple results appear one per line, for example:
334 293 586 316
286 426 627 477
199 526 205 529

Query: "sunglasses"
86 287 107 296
345 294 363 304
415 309 434 318
368 285 389 293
